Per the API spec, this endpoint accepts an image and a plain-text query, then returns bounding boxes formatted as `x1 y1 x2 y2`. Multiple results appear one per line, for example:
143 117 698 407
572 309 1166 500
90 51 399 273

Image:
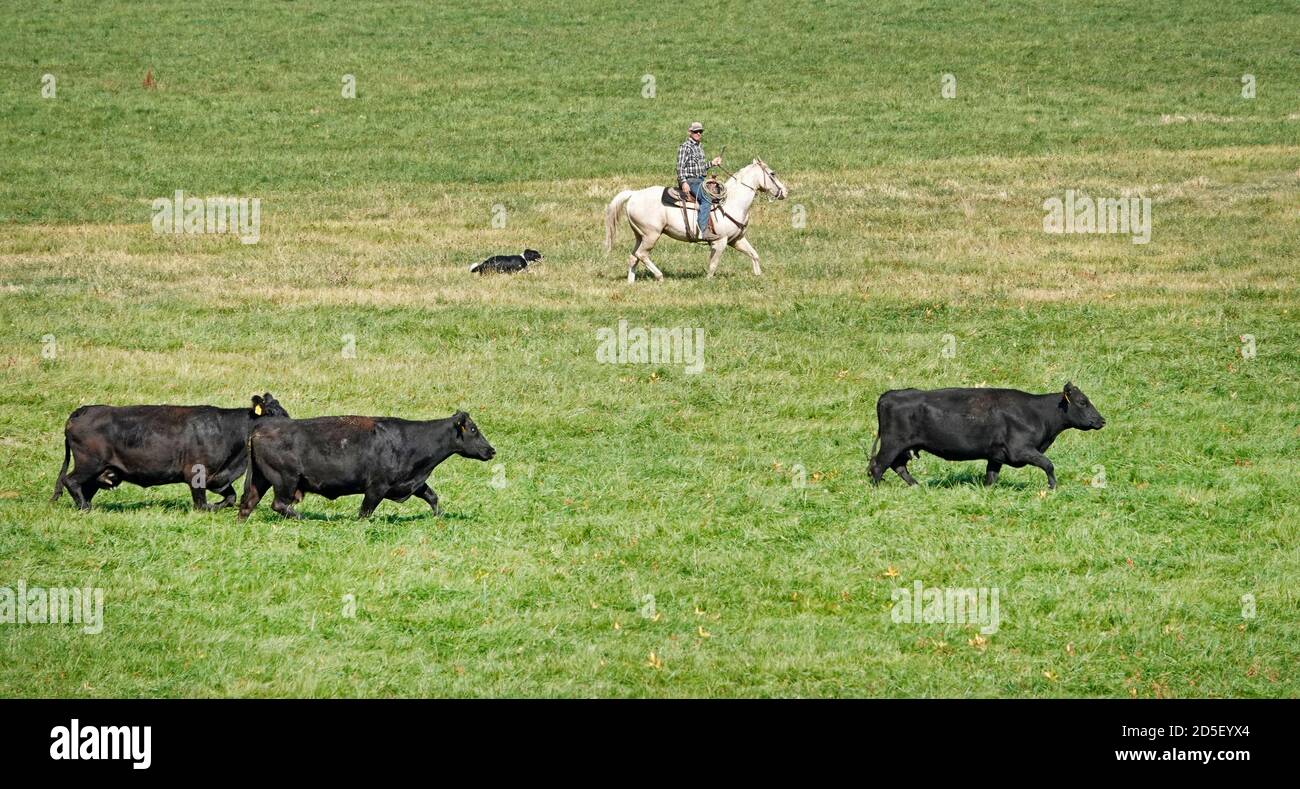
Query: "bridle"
707 162 782 236
715 161 780 199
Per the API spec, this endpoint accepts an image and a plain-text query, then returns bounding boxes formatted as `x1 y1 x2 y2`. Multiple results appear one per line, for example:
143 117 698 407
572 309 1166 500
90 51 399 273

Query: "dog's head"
522 249 543 262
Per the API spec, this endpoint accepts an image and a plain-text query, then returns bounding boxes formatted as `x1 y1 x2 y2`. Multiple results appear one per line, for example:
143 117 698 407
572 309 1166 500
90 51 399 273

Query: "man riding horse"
676 121 724 241
604 131 788 282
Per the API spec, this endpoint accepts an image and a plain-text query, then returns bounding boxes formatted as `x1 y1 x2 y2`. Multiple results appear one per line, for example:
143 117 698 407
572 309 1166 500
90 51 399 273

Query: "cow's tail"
51 435 71 502
603 190 634 254
238 433 258 518
868 433 881 471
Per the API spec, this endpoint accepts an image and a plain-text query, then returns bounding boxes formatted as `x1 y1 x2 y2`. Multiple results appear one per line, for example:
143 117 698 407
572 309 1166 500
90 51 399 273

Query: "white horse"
603 159 788 282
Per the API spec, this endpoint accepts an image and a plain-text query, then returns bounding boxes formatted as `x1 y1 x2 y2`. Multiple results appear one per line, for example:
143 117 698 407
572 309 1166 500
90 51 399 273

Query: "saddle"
661 178 726 208
664 178 727 242
661 187 697 208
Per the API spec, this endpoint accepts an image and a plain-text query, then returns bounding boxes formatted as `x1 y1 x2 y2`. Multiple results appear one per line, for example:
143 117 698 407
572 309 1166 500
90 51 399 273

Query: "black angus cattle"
52 393 290 511
469 249 542 274
238 411 495 520
868 382 1105 489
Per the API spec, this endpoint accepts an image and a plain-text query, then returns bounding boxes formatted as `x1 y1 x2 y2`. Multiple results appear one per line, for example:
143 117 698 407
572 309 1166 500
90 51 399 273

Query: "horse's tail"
603 190 634 254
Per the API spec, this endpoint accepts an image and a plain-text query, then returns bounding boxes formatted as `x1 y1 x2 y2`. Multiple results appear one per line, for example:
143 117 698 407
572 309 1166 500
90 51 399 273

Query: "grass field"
1 1 1297 697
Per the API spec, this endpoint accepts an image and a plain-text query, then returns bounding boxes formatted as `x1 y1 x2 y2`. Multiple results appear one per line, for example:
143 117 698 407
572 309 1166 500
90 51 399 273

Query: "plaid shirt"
676 138 708 182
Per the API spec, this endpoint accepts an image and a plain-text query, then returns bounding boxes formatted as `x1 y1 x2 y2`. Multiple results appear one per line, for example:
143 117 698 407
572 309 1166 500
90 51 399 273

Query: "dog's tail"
50 434 72 502
603 190 634 254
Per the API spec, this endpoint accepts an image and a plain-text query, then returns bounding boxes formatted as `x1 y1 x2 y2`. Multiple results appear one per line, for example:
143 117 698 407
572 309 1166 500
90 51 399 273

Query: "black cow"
52 393 290 511
238 411 495 520
868 382 1105 489
469 249 542 274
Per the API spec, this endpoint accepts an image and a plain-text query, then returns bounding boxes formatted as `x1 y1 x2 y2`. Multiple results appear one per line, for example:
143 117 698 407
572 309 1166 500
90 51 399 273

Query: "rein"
714 162 772 196
709 163 776 235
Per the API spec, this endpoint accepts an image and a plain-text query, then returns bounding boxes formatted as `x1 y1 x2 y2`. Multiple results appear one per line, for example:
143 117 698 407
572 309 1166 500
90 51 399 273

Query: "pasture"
0 0 1297 697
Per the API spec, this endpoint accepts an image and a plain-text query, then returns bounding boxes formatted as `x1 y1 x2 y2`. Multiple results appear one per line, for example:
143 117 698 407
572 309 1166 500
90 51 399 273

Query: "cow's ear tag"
254 404 263 416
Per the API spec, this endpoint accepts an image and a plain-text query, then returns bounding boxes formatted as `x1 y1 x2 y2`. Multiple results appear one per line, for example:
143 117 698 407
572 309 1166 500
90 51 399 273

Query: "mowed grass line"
1 1 1297 696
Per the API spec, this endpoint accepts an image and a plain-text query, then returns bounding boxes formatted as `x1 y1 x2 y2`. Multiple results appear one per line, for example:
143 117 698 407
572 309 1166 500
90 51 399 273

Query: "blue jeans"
686 176 712 234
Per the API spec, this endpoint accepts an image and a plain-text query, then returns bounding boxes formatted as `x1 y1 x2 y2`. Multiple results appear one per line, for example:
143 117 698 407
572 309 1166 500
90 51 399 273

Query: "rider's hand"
711 156 722 166
681 181 690 194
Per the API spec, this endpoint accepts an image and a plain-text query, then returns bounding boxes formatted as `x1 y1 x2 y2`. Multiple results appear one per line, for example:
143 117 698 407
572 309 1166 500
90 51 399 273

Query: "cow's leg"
870 442 901 486
270 489 302 520
268 474 302 520
705 239 727 278
238 461 270 520
1026 452 1056 489
65 461 103 511
731 236 762 276
984 461 1003 487
75 480 102 510
64 477 90 509
188 483 210 511
206 483 238 511
891 458 919 486
1011 449 1056 489
358 488 385 519
413 483 441 515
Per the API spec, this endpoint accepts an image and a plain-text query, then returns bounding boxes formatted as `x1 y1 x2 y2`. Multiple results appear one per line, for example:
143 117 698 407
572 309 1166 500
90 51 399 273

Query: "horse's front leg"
731 236 762 276
705 239 727 278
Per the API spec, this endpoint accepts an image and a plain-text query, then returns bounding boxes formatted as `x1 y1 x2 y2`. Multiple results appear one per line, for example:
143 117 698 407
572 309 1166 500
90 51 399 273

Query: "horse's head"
745 158 788 200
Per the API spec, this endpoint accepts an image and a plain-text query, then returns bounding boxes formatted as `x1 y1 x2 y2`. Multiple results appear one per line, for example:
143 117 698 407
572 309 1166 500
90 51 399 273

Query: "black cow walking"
238 411 495 520
868 382 1105 489
52 393 290 511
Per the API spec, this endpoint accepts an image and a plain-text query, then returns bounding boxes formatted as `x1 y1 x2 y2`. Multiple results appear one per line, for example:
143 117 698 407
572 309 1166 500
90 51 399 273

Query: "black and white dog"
469 249 543 274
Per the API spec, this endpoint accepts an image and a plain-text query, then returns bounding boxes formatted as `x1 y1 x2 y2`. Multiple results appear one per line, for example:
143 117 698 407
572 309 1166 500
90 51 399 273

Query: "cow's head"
1059 382 1104 430
250 392 290 419
450 411 496 461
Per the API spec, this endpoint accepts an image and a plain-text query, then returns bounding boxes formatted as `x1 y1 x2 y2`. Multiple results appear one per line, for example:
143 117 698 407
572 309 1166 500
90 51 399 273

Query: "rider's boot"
699 214 721 242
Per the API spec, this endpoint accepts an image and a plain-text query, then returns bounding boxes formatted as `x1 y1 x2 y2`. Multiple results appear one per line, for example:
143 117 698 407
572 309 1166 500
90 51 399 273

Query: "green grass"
1 0 1297 697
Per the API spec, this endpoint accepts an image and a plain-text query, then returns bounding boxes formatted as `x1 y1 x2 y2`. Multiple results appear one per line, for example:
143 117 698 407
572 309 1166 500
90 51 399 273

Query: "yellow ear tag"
254 404 263 415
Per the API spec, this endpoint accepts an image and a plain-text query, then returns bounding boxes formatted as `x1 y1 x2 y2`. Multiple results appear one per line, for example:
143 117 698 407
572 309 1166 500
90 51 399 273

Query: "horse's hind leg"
627 230 644 283
635 231 664 282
